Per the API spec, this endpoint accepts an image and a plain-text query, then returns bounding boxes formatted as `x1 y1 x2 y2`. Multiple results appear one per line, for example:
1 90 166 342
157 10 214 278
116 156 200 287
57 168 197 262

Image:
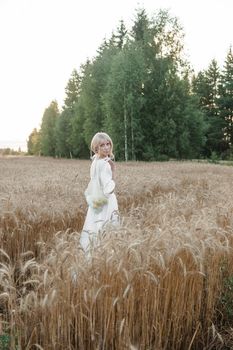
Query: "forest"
27 8 233 161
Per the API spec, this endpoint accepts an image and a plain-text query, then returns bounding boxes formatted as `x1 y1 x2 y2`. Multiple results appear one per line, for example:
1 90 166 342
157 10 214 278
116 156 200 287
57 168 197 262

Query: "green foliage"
55 109 73 157
0 334 10 350
115 19 128 49
81 43 118 146
27 128 41 155
27 8 232 161
192 60 223 157
151 9 185 64
218 48 233 152
131 8 150 43
103 43 146 160
192 51 233 159
102 9 205 161
208 151 219 164
222 276 233 320
219 262 233 326
221 146 233 161
156 154 170 161
55 70 81 158
40 100 59 157
70 97 89 158
64 69 81 109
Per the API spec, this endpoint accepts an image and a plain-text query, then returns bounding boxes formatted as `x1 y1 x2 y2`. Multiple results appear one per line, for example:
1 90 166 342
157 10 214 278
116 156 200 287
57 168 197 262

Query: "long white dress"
80 156 119 253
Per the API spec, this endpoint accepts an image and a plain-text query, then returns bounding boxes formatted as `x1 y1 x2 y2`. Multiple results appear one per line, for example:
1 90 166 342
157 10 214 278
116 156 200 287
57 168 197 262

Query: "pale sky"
0 0 232 150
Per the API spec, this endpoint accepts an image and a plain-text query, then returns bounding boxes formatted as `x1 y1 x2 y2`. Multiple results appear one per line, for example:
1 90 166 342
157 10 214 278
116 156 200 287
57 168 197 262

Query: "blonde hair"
90 132 114 159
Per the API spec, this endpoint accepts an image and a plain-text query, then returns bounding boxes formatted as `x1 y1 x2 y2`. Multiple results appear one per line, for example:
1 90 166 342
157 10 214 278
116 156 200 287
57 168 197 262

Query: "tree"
179 94 207 158
192 60 225 156
31 7 207 161
27 128 41 155
70 94 89 158
115 20 128 49
103 8 204 160
103 43 146 160
55 69 81 157
64 69 81 108
143 64 205 159
151 9 186 67
131 8 150 43
218 48 233 157
78 41 118 147
40 100 59 156
55 109 73 157
132 9 204 159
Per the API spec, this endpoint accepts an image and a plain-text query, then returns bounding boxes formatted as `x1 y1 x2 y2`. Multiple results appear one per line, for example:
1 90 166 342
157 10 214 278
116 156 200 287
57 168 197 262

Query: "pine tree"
218 47 233 157
55 69 81 157
115 20 128 49
64 69 81 108
70 97 89 158
192 60 225 156
78 41 118 146
40 101 59 156
131 8 150 43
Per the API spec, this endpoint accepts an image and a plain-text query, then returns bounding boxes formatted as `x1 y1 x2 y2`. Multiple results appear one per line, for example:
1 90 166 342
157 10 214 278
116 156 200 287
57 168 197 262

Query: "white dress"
80 156 119 253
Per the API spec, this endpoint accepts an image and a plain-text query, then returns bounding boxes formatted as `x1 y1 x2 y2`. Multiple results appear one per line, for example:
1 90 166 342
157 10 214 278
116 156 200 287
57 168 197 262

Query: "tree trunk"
131 104 135 160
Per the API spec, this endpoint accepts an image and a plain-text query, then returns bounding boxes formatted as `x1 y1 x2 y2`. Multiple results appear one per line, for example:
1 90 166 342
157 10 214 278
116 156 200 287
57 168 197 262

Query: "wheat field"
0 156 233 349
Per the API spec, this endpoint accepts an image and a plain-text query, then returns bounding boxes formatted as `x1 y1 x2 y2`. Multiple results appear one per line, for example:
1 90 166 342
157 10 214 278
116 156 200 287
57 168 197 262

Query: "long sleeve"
100 161 115 197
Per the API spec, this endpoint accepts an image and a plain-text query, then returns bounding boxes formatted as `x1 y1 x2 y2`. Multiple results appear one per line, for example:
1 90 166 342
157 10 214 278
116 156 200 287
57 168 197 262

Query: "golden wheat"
0 156 233 349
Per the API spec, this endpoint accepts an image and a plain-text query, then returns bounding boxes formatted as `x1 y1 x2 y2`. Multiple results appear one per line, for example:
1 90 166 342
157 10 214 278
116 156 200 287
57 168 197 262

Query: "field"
0 156 233 349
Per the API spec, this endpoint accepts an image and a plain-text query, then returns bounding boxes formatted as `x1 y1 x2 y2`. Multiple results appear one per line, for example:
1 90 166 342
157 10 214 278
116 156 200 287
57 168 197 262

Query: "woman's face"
97 139 111 158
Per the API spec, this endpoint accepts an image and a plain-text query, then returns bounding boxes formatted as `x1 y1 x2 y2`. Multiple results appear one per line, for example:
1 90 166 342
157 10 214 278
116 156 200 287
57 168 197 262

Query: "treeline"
27 8 233 161
0 148 25 156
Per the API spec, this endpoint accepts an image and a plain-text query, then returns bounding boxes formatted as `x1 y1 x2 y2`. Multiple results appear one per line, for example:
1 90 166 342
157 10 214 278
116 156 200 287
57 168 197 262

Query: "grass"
0 156 233 349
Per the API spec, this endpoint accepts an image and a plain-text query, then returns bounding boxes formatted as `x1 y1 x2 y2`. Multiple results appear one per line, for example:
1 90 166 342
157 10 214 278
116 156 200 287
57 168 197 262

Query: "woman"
80 132 119 254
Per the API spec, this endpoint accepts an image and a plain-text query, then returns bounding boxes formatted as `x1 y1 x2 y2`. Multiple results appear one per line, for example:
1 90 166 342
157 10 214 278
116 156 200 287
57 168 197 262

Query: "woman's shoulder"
96 157 112 172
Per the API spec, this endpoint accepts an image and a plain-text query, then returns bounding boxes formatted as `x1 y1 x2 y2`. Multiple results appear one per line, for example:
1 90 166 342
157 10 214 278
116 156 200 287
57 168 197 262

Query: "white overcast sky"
0 0 232 149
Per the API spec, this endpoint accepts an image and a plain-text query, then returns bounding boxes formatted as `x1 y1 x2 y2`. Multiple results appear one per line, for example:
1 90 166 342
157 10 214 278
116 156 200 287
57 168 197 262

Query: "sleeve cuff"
103 180 115 196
